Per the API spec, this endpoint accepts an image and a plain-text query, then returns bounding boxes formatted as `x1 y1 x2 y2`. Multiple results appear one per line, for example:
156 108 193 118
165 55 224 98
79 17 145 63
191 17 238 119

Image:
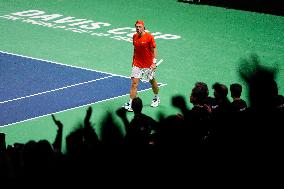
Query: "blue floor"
0 52 155 126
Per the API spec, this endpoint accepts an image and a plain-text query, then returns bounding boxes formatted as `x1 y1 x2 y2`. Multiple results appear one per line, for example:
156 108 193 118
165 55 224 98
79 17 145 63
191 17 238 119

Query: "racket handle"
156 59 163 67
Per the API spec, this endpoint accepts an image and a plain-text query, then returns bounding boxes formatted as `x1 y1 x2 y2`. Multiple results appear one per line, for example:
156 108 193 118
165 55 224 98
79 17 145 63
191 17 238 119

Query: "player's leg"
124 78 139 111
130 77 140 99
124 67 141 111
149 78 160 107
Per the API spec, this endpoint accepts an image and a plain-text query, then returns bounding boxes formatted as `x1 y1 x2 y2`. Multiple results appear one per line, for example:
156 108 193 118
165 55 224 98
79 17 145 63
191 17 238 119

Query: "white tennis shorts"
131 66 155 80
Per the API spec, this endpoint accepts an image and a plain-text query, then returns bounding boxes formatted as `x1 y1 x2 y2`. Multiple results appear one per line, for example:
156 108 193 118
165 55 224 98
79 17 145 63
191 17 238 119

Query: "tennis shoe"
123 102 133 112
151 98 160 107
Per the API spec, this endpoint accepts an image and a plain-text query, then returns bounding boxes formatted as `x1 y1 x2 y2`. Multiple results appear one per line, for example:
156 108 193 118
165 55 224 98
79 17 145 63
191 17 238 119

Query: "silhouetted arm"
83 106 99 145
51 114 63 153
116 107 130 132
172 95 190 118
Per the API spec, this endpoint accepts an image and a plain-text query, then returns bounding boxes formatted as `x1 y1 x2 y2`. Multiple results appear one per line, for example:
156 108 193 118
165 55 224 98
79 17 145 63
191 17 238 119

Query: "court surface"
1 0 283 150
0 51 164 126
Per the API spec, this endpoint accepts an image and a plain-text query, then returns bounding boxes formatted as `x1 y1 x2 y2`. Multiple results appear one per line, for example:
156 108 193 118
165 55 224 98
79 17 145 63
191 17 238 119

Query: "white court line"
0 50 130 79
0 75 114 104
0 50 167 127
0 83 168 127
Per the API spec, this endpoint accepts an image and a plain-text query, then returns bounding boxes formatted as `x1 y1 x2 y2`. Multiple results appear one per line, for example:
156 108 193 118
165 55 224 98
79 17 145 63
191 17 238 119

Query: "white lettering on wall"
3 9 181 42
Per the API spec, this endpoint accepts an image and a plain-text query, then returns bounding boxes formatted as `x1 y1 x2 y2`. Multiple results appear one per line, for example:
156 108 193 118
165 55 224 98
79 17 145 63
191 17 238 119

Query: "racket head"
140 59 163 82
140 68 151 83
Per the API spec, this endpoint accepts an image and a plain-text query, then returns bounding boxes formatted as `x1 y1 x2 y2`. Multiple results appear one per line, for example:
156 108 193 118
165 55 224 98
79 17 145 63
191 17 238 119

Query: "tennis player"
124 20 160 112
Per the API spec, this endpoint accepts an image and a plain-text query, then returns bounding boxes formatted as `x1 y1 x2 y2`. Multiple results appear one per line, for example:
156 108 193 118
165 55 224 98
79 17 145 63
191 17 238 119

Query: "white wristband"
153 58 157 64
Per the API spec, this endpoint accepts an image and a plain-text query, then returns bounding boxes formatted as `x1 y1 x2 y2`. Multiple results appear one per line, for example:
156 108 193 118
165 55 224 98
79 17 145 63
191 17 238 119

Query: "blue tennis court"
0 51 165 127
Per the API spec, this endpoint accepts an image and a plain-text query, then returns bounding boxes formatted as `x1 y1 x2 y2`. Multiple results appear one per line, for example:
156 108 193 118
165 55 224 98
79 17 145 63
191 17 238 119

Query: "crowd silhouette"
1 54 283 183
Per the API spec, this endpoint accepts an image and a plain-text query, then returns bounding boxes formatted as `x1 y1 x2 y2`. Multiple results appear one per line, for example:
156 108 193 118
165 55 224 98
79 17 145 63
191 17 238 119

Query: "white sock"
129 99 133 104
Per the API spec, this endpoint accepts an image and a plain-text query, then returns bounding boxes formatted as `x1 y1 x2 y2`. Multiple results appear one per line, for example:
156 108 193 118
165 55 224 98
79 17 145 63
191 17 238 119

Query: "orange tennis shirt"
132 32 156 68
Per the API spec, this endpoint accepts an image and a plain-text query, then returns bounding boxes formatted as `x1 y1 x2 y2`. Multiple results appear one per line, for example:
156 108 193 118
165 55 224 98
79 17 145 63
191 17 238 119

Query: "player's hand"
151 58 157 69
150 63 156 69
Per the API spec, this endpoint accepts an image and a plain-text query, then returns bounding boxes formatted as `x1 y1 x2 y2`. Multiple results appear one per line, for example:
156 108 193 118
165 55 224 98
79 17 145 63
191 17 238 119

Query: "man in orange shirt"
124 20 160 112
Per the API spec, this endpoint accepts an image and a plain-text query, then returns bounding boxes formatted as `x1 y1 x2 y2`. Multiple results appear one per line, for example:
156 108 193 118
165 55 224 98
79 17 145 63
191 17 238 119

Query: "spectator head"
230 83 242 99
132 97 143 114
212 82 228 99
190 85 208 105
195 81 209 96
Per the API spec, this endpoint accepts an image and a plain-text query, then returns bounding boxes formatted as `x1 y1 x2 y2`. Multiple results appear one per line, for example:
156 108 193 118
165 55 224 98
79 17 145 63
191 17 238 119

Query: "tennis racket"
140 59 163 83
